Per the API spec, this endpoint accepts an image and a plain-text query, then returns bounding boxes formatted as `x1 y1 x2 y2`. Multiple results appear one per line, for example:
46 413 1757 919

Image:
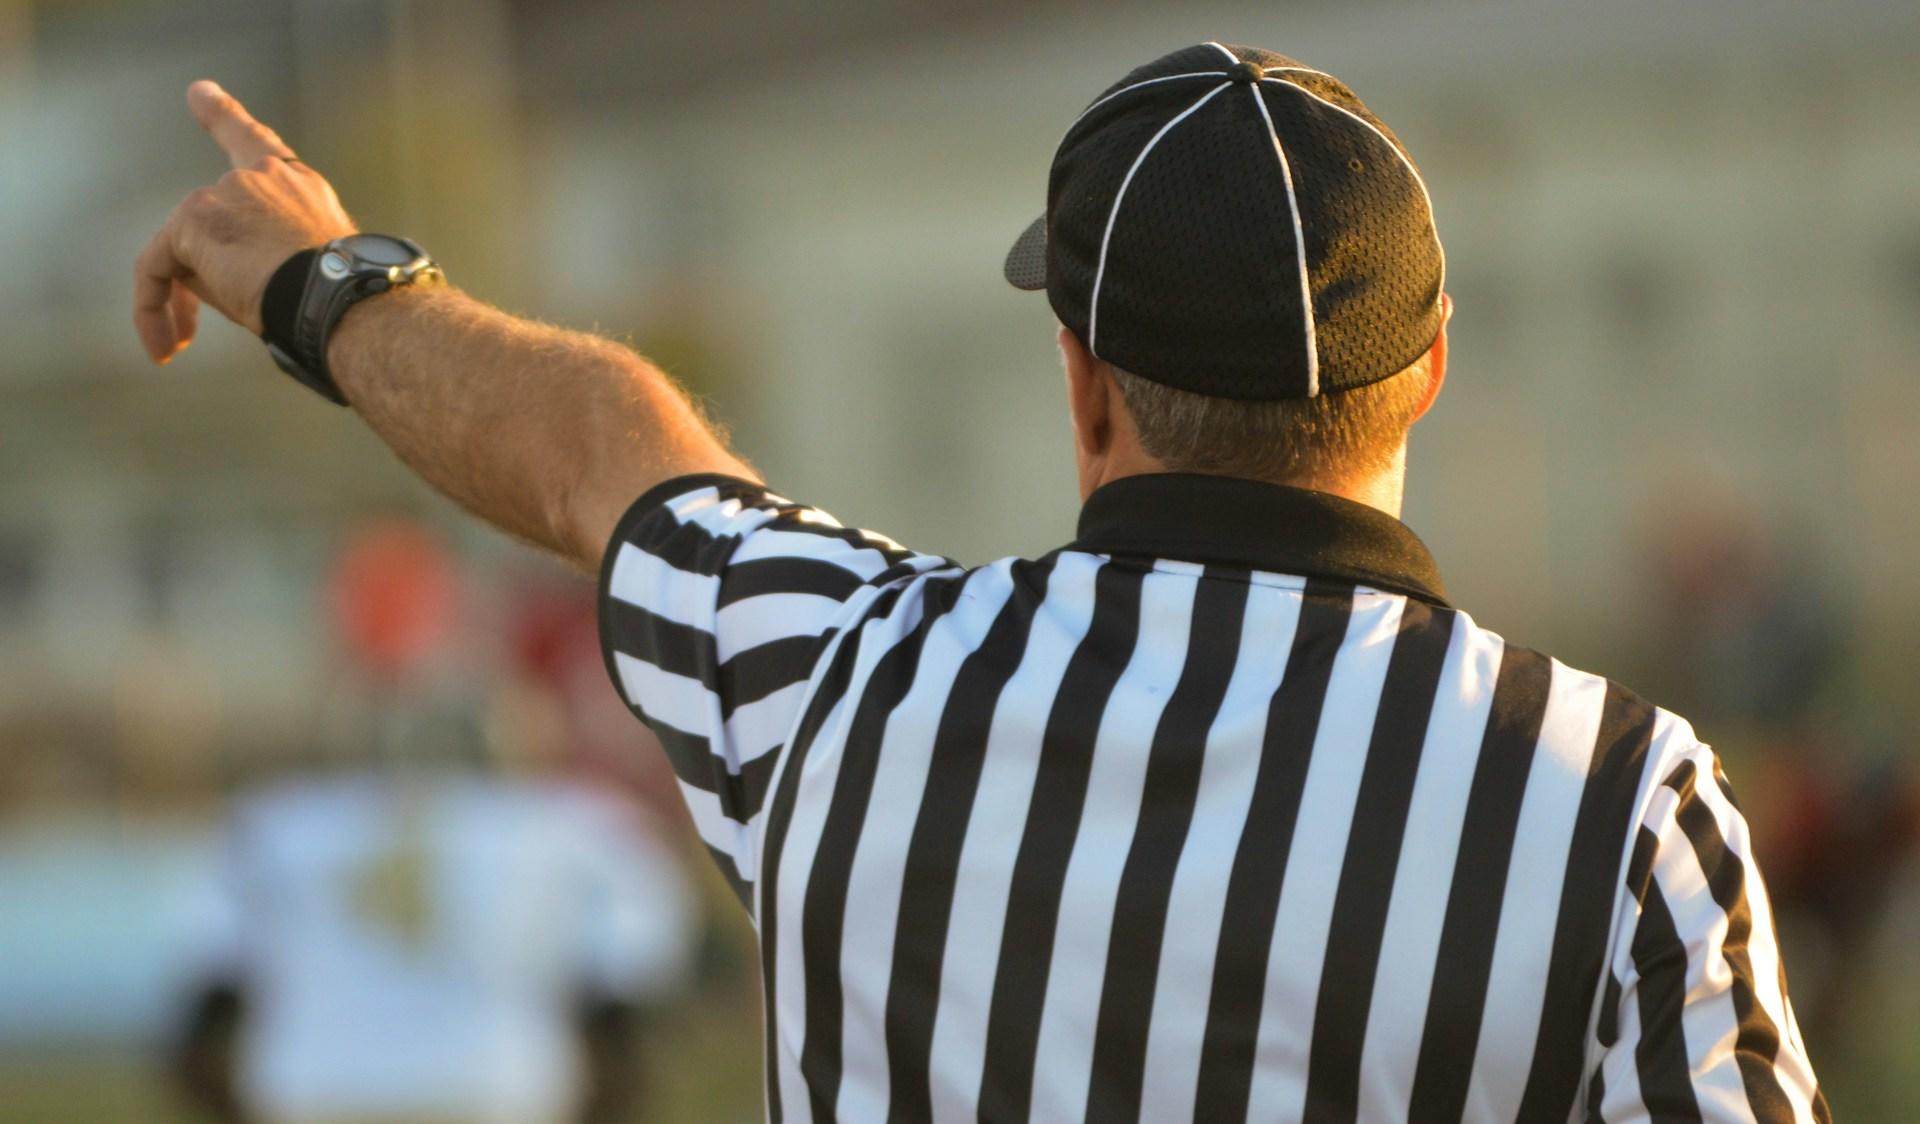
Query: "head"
1059 295 1448 513
1005 42 1449 516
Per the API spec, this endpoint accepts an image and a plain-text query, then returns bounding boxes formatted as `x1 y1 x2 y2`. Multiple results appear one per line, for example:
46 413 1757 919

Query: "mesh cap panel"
1091 84 1314 399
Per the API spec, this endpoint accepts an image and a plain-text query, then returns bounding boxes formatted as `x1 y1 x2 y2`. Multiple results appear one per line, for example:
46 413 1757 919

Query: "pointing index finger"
187 79 296 168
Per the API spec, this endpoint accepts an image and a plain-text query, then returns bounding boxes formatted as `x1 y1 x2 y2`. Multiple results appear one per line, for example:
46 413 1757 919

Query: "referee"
134 42 1827 1124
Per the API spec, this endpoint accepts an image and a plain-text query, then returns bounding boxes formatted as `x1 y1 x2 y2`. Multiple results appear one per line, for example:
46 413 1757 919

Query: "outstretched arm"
132 81 754 572
320 284 752 571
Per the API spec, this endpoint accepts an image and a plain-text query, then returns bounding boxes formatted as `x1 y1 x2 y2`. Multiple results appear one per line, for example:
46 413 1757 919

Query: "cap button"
1228 60 1264 84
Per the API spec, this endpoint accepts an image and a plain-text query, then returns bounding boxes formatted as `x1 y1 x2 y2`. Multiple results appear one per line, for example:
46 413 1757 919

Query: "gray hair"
1110 352 1432 487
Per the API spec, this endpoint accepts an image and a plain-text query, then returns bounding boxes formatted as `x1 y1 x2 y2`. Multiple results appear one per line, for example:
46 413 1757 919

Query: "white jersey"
205 773 693 1124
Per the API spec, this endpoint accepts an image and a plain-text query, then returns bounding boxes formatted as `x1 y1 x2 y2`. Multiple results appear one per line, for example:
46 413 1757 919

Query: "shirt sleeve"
1586 734 1830 1122
596 473 956 908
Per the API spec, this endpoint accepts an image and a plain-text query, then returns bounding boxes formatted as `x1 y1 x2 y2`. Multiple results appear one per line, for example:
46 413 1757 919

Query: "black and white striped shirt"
597 471 1827 1122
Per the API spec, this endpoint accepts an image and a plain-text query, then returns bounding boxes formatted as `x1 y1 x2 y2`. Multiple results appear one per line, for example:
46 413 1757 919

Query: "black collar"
1070 473 1450 607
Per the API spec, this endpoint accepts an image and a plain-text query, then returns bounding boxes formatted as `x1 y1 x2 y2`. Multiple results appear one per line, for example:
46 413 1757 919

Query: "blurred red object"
510 584 599 692
508 581 684 819
328 521 456 680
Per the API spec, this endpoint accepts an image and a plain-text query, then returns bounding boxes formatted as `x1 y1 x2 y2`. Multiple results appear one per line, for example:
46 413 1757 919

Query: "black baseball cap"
1004 42 1445 400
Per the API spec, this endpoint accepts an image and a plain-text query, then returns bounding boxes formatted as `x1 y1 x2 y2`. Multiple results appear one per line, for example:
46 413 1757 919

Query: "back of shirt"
217 775 693 1123
599 473 1827 1123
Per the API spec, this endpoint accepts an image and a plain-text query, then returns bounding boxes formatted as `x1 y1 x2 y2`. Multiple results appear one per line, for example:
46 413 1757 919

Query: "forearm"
328 285 755 571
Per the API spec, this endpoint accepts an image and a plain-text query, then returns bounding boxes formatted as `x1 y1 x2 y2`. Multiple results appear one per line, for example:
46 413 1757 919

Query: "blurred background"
2 0 1918 1120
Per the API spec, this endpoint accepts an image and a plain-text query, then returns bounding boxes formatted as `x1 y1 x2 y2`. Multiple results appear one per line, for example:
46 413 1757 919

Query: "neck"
1085 445 1408 520
1298 456 1405 519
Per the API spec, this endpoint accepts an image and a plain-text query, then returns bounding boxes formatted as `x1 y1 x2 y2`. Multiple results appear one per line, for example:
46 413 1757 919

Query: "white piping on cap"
1087 81 1232 355
1260 68 1446 302
1203 40 1240 65
1246 83 1321 396
1069 71 1231 131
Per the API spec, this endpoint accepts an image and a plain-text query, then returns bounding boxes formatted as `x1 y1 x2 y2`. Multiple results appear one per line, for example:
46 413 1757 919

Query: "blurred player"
172 524 696 1124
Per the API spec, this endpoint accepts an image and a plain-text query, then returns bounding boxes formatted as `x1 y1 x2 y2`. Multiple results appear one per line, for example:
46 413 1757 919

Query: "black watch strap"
261 249 350 405
259 235 441 407
260 249 317 359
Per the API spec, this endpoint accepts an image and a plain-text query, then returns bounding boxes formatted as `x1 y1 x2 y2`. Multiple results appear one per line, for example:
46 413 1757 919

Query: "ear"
1411 292 1451 424
1059 325 1112 459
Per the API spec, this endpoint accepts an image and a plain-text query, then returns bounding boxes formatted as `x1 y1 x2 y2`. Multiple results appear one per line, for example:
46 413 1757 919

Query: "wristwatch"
261 234 443 406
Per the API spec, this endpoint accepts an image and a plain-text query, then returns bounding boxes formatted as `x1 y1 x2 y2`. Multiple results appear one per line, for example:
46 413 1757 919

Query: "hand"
134 80 357 364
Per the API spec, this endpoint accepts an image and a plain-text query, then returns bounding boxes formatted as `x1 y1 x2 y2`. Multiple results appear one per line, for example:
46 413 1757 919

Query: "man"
134 41 1827 1123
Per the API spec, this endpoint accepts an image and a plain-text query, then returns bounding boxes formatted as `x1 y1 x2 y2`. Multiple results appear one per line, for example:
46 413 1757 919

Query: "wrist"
322 280 442 394
260 235 443 406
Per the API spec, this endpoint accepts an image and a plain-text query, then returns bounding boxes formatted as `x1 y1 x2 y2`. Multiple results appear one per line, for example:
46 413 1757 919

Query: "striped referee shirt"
597 470 1828 1123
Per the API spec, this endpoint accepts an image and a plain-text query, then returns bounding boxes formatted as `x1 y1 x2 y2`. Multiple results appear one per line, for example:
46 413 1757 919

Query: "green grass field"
0 994 764 1124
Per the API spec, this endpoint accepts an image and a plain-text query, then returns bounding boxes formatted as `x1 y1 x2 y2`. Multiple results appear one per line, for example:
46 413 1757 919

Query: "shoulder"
847 551 1088 625
1445 610 1706 803
606 473 938 567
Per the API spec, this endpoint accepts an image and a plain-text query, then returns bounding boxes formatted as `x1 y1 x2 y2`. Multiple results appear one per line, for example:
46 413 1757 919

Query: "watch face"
340 235 420 267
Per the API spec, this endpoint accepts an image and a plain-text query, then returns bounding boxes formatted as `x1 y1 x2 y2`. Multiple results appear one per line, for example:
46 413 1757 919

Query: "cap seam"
1202 40 1240 65
1087 81 1232 356
1260 70 1446 302
1068 71 1232 133
1246 82 1321 397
